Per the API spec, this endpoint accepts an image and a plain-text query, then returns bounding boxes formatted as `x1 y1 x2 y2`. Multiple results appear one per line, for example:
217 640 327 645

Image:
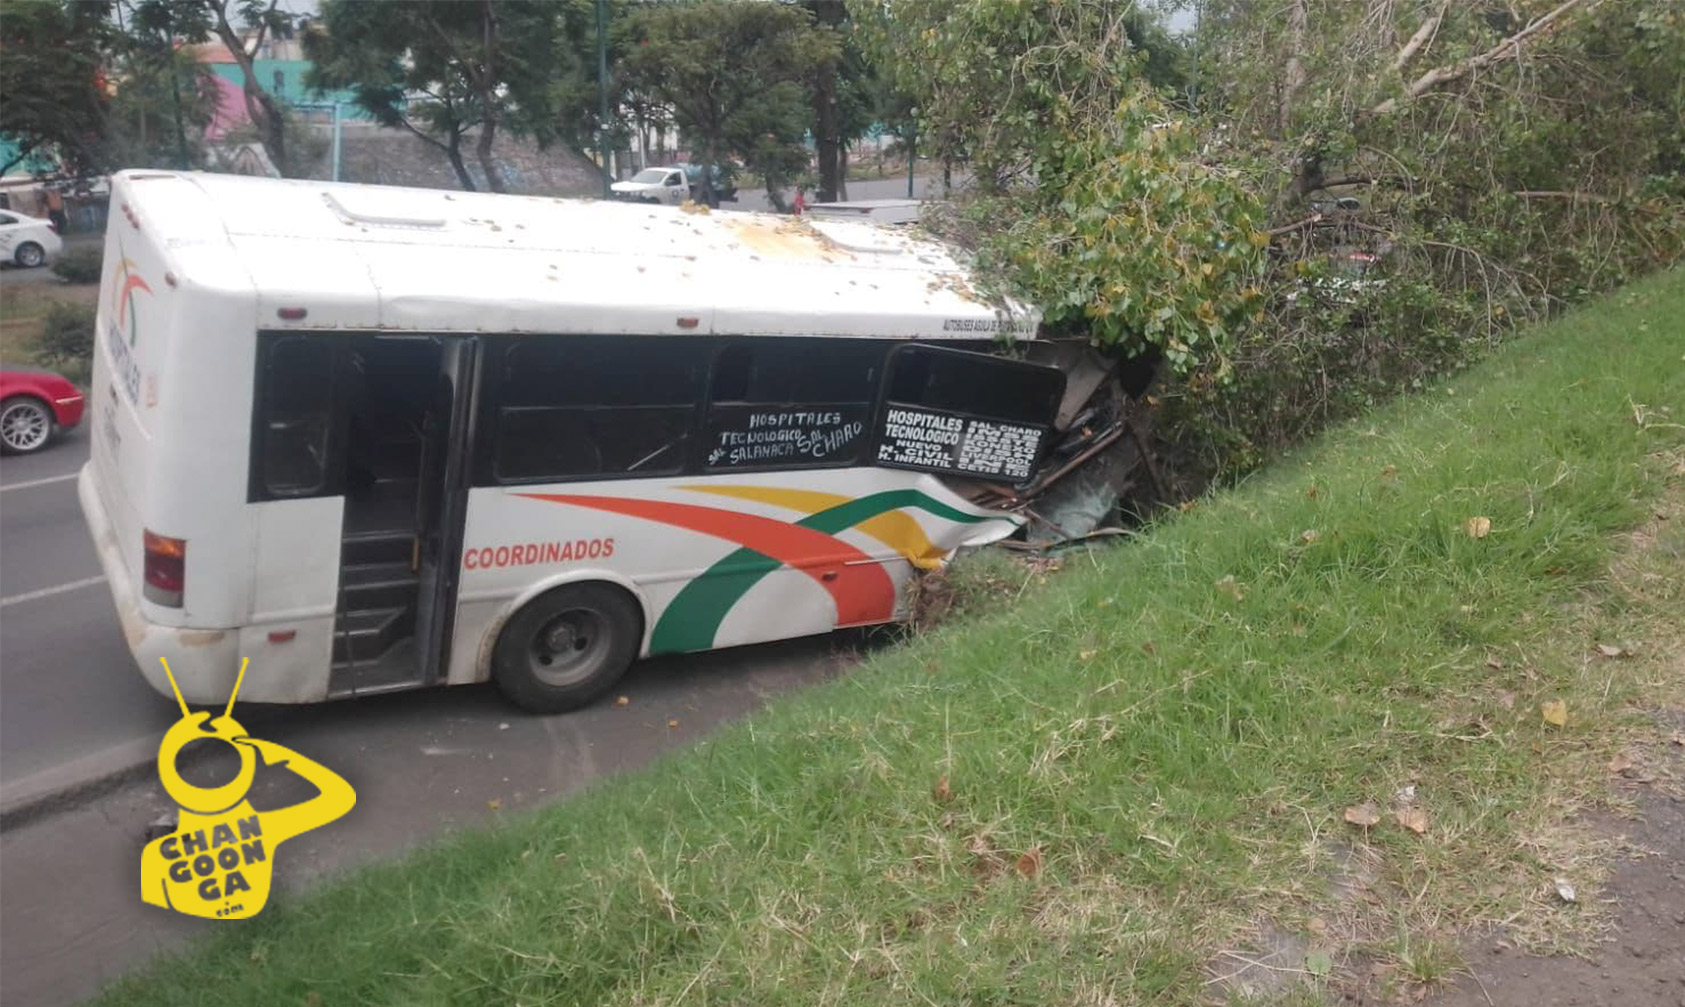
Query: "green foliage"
619 0 839 204
50 246 103 285
863 1 1263 373
856 0 1188 190
971 102 1268 373
1154 0 1685 477
0 0 114 175
129 0 299 174
307 0 587 192
306 0 596 191
33 302 95 385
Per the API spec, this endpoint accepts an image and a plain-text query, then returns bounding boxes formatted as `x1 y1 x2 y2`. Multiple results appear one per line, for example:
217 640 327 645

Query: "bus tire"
492 583 641 713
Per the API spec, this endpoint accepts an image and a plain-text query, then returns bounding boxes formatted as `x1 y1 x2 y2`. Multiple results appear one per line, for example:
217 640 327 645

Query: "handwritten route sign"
875 405 1047 483
706 405 870 470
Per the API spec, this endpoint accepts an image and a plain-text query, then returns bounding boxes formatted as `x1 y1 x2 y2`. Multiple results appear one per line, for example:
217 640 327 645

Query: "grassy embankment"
98 271 1684 1006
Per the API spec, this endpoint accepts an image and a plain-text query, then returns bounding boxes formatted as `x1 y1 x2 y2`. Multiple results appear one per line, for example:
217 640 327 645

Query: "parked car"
0 211 64 268
674 162 738 202
609 167 692 205
0 367 84 454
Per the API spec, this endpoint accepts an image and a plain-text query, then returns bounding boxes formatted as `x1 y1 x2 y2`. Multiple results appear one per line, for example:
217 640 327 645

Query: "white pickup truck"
609 167 692 205
610 164 739 205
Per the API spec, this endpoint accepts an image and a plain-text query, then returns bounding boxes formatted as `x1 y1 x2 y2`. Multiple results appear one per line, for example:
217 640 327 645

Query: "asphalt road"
0 428 182 783
733 173 950 212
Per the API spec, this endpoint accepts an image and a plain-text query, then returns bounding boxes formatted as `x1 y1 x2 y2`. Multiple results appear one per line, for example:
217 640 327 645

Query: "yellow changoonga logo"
140 658 356 920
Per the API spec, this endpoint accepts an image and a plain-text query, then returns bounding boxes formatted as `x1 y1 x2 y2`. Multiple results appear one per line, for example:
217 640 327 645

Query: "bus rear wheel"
492 583 641 713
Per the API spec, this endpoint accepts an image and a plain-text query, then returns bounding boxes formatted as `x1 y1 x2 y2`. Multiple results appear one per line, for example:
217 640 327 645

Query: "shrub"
50 246 103 285
34 302 96 385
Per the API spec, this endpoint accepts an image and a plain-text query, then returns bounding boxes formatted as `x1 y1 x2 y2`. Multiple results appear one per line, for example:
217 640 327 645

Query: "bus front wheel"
492 583 641 713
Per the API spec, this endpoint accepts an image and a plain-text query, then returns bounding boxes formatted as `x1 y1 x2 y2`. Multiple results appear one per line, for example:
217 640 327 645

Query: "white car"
609 167 691 206
0 211 63 268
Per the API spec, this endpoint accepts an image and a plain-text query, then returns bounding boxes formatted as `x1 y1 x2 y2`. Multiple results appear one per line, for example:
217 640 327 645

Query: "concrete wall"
295 123 602 198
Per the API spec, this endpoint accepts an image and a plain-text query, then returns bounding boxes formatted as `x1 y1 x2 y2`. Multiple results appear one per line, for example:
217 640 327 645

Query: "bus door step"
329 636 422 698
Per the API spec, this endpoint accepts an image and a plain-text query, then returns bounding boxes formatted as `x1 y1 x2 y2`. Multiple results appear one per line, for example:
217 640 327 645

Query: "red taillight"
143 529 186 607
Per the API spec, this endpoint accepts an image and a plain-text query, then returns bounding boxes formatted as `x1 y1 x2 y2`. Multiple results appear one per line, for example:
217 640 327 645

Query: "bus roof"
114 171 1038 341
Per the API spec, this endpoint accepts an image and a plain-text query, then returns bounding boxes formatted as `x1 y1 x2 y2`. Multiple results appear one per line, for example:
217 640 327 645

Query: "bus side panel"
87 188 169 605
146 266 261 630
446 470 1020 685
447 485 717 684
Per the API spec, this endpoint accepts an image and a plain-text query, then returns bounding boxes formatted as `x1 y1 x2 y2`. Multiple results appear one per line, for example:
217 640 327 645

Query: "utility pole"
906 124 915 199
596 0 611 197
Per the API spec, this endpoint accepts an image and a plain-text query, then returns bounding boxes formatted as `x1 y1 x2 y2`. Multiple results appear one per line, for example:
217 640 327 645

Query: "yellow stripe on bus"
678 485 950 569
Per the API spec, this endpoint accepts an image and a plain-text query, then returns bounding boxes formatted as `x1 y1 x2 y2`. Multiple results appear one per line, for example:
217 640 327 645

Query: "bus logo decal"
140 659 356 920
517 486 996 654
110 256 153 346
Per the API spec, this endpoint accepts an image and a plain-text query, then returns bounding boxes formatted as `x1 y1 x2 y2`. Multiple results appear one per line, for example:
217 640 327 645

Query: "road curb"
0 737 159 832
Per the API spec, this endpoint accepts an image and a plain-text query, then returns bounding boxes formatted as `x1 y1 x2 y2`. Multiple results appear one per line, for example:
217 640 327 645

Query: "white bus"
80 172 1065 712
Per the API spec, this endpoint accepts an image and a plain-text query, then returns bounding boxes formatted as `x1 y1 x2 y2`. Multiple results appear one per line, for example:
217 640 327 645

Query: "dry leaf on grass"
1395 807 1429 834
1497 690 1517 710
1214 575 1245 602
1300 529 1320 544
1541 699 1569 727
1485 655 1505 670
1014 847 1043 879
1608 753 1634 775
1595 642 1628 658
1344 802 1381 827
1466 516 1492 539
1554 877 1577 903
933 775 952 804
1078 649 1097 661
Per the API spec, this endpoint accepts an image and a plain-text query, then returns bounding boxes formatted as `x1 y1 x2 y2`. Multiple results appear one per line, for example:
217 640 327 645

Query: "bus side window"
259 338 335 496
490 336 707 484
701 338 885 472
874 344 1065 483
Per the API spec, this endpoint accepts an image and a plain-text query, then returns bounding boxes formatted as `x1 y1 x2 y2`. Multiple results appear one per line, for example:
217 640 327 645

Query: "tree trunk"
254 92 288 176
813 71 840 201
837 144 848 200
1279 0 1307 136
446 131 476 191
210 2 288 176
475 122 506 193
699 135 718 207
468 1 507 192
808 0 845 202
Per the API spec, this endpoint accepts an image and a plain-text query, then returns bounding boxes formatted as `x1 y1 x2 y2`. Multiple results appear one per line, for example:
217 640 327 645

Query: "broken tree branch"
1370 0 1590 116
1279 0 1308 134
1513 190 1615 203
1393 2 1447 73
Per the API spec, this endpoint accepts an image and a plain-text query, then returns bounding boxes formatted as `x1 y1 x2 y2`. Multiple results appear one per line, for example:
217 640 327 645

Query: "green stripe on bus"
649 490 992 654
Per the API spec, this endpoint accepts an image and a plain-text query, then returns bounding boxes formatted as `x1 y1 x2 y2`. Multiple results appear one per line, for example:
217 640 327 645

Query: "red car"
0 367 85 454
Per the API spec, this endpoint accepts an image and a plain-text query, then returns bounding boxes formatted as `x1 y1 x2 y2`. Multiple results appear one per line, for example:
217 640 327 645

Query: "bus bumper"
78 463 243 705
